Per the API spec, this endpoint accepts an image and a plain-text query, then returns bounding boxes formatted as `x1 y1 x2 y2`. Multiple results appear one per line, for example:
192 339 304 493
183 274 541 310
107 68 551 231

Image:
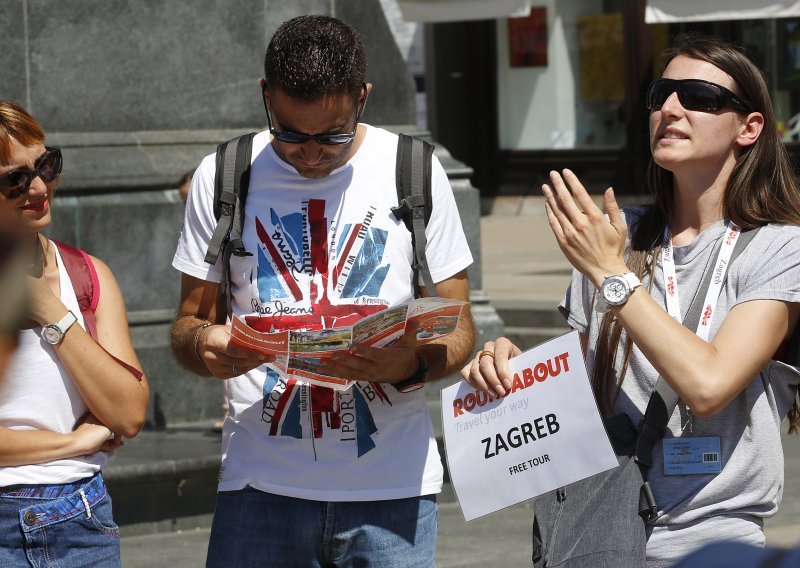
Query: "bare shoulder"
87 254 121 290
85 254 128 317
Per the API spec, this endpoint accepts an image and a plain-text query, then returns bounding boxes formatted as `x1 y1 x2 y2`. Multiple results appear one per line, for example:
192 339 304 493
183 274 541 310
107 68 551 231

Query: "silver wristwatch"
599 273 641 307
42 310 77 345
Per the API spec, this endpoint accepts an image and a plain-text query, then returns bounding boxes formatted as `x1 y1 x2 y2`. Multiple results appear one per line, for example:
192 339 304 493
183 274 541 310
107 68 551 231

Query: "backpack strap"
391 133 436 298
54 240 100 341
53 240 144 381
204 132 256 319
635 226 761 521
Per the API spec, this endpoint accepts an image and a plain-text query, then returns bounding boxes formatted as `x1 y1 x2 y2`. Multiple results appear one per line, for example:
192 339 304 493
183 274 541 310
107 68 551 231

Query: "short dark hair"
264 15 367 102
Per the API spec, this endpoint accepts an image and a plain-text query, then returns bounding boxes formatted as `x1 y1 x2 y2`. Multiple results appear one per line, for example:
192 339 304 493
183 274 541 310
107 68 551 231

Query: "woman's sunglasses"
263 83 368 145
646 78 751 114
0 147 63 199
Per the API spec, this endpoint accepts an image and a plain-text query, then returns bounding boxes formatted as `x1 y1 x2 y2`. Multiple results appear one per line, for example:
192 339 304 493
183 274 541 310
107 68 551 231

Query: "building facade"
424 0 800 198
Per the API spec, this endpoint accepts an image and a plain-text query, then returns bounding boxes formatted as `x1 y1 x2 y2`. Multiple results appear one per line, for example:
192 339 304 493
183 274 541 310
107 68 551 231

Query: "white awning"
397 0 532 23
645 0 800 23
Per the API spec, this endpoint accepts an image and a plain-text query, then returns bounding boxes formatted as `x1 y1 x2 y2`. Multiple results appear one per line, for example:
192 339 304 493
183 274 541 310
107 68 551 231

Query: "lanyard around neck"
662 221 740 341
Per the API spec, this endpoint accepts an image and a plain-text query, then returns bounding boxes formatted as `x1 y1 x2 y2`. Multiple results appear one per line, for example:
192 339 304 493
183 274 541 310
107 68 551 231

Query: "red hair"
0 100 45 164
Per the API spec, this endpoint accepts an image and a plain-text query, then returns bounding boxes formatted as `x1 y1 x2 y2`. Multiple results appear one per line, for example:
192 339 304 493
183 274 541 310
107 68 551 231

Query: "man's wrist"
193 321 213 365
393 354 429 393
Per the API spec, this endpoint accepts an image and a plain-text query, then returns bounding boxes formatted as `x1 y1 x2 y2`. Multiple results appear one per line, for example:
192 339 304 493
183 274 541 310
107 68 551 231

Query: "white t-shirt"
0 244 110 486
173 125 473 501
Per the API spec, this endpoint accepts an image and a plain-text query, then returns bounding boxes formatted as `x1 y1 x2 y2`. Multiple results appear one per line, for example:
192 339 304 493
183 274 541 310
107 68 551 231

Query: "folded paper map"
230 297 467 390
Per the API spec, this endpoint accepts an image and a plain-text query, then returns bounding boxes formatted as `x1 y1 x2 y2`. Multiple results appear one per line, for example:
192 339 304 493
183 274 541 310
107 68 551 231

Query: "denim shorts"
0 472 120 567
206 487 438 567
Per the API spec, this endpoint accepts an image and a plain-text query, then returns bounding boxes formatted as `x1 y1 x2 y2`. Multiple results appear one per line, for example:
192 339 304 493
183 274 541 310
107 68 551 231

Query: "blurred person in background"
0 235 26 381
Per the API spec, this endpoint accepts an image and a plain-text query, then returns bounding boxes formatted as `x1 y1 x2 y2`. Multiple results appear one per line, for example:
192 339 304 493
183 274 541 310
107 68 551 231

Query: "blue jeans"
206 487 438 567
0 472 120 567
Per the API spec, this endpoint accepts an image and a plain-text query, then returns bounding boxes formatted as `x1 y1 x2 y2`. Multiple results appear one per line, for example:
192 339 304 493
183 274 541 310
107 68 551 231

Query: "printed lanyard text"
661 222 740 341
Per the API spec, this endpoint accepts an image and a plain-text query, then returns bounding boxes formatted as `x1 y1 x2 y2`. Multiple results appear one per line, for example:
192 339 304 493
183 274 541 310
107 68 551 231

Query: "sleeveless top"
0 243 110 486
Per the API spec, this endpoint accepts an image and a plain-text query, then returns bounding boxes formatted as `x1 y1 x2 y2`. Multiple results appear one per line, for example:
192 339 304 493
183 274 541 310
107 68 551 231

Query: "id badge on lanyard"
663 437 722 475
661 222 739 476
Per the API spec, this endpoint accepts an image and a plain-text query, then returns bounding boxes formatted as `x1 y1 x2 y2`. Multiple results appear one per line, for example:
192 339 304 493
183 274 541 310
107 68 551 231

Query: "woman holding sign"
463 34 800 567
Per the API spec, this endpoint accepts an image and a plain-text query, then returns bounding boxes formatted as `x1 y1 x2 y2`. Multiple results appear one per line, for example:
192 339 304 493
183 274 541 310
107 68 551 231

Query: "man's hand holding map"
230 297 468 389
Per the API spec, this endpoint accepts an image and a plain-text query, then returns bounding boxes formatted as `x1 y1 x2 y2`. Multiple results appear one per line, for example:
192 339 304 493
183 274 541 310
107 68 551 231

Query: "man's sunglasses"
263 83 368 145
646 78 751 114
0 147 63 199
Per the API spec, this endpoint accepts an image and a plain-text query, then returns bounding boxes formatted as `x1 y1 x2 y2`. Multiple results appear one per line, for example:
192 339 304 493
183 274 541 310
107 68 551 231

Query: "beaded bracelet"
193 322 213 364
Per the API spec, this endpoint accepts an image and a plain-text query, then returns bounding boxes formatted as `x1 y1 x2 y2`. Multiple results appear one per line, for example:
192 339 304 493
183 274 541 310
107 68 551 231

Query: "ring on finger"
479 350 495 361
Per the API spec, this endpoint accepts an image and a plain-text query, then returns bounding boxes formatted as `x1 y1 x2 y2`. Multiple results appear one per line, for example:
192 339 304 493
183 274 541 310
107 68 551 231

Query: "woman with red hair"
0 100 149 567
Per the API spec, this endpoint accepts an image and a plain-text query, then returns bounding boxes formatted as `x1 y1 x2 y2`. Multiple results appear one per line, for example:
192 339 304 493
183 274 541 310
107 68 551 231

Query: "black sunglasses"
646 78 751 114
0 147 63 199
263 83 368 145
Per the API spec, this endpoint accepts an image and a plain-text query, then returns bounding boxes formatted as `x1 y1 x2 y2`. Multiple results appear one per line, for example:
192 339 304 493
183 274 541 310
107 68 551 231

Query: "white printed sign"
441 331 617 521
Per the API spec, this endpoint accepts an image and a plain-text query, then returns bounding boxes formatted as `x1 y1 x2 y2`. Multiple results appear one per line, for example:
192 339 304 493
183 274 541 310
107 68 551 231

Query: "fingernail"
494 385 506 397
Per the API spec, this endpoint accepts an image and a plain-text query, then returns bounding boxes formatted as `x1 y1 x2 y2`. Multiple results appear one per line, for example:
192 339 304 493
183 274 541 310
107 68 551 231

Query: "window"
496 0 626 150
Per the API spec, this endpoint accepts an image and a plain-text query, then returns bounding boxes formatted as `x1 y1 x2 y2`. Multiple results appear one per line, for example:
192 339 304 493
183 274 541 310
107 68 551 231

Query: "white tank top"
0 243 110 486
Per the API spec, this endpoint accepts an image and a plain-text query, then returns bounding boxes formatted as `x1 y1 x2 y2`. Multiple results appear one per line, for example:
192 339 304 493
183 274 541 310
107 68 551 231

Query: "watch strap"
393 354 428 393
56 310 78 333
621 272 642 290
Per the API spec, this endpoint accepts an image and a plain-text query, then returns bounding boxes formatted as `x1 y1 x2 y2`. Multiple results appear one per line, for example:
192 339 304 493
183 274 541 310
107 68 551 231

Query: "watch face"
42 325 62 344
602 277 628 306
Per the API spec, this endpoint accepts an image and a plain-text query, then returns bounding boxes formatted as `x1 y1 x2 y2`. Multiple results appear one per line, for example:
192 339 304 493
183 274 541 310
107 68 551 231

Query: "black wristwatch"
393 354 429 393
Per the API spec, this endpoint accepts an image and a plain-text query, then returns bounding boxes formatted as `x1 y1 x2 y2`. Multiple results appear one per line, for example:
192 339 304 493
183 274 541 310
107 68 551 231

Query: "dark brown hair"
0 100 45 164
264 15 367 102
593 34 800 432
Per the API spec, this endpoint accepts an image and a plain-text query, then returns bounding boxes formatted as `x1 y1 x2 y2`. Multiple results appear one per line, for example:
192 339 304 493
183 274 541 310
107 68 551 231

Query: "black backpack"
203 132 437 318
